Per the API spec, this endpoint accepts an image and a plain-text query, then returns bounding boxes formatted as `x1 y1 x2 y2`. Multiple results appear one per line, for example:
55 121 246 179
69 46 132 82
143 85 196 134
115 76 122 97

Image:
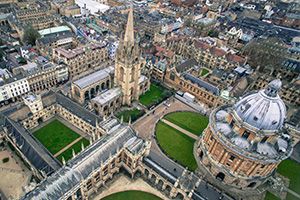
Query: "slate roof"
21 122 144 200
176 59 197 73
182 73 220 95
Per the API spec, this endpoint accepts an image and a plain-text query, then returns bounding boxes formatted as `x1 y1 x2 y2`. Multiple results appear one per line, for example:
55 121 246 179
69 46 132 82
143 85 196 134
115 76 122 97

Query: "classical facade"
197 80 293 190
114 8 144 106
25 63 68 93
53 42 109 78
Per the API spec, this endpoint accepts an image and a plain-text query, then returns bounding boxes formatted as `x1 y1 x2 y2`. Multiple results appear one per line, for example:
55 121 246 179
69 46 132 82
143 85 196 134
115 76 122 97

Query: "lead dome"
233 79 286 131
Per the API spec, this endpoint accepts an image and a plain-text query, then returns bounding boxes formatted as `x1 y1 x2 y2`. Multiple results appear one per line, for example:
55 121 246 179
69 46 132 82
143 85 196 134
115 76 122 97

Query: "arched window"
119 67 124 82
131 67 135 82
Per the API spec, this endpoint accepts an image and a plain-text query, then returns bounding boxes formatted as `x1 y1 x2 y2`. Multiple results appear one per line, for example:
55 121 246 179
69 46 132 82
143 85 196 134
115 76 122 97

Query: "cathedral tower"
114 8 142 106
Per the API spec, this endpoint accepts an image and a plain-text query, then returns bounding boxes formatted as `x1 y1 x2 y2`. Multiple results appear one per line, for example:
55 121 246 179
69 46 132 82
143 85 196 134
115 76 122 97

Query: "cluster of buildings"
0 0 299 199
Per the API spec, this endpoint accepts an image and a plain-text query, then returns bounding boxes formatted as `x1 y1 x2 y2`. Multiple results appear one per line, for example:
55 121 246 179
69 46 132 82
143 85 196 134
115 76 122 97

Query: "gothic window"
242 131 250 139
119 67 124 82
170 72 175 81
131 66 135 82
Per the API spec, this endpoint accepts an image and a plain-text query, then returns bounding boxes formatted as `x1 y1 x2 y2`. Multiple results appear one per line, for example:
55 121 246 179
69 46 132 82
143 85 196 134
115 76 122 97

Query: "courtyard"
139 83 172 108
102 190 162 200
33 119 89 162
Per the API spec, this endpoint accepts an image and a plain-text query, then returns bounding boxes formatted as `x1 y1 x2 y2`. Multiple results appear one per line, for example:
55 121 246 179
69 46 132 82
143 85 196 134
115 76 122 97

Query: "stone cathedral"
114 8 145 106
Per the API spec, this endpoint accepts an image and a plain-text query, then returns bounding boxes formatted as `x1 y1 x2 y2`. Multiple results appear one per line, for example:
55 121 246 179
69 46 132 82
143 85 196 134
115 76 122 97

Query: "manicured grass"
200 68 209 76
155 121 197 171
264 192 280 200
102 190 161 200
164 111 209 135
139 84 172 108
286 193 300 200
33 120 80 155
116 108 145 123
57 138 89 162
277 159 300 194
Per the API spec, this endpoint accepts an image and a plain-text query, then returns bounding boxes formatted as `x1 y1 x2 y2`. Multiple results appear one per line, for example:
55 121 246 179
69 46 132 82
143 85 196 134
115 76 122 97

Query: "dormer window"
253 116 258 121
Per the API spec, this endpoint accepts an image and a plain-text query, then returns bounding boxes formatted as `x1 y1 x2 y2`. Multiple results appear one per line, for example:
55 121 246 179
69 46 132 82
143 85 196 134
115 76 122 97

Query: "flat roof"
92 87 121 105
73 68 111 89
38 26 71 36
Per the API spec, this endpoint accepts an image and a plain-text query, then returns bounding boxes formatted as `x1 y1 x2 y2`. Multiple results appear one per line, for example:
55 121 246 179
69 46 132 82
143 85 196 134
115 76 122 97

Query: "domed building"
197 79 293 190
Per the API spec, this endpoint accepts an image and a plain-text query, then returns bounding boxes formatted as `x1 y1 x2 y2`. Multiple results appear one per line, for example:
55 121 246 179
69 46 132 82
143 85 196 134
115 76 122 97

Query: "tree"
22 26 40 46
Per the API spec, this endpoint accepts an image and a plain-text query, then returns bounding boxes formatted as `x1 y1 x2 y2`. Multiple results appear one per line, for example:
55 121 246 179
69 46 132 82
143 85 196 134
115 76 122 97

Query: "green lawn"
277 159 300 194
139 84 172 108
264 192 280 200
116 108 145 123
33 120 80 155
102 191 161 200
57 138 89 162
155 121 197 171
164 111 209 135
200 68 209 76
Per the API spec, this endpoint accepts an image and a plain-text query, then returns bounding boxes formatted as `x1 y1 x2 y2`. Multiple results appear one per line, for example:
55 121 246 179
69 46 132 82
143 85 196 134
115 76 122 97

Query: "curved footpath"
132 97 231 200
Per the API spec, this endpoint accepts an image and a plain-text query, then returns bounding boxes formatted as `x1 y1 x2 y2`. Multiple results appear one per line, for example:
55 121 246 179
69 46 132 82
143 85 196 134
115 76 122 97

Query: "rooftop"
73 68 111 89
92 87 121 105
38 26 71 36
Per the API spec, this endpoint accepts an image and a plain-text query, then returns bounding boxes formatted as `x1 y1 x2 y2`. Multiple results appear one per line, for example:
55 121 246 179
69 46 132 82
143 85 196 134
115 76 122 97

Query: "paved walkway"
287 188 300 199
133 97 195 140
92 175 168 200
161 119 198 140
53 136 83 157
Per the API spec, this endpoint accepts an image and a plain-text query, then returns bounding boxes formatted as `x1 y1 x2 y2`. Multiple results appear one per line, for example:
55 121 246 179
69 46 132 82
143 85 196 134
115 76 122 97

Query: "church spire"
124 7 134 45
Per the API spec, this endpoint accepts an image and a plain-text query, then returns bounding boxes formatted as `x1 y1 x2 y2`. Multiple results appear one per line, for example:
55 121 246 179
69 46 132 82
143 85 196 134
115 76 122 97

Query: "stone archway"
91 88 96 98
157 179 164 190
175 192 184 200
37 117 43 124
84 91 90 100
150 174 156 184
144 169 150 178
216 172 225 181
101 82 105 90
96 85 100 93
165 185 172 195
248 182 256 188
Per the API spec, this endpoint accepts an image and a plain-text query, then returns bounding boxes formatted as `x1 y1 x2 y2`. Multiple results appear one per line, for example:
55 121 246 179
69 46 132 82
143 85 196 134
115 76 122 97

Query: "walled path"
54 136 83 157
133 97 195 141
160 119 198 140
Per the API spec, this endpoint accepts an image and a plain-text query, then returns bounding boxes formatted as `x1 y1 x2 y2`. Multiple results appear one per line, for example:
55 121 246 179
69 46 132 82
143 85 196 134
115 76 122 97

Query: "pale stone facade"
53 42 109 78
114 8 144 106
197 80 293 191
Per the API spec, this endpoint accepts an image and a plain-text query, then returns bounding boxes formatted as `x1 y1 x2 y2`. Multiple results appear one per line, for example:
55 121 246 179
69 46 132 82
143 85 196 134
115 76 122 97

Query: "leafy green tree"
22 26 40 46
